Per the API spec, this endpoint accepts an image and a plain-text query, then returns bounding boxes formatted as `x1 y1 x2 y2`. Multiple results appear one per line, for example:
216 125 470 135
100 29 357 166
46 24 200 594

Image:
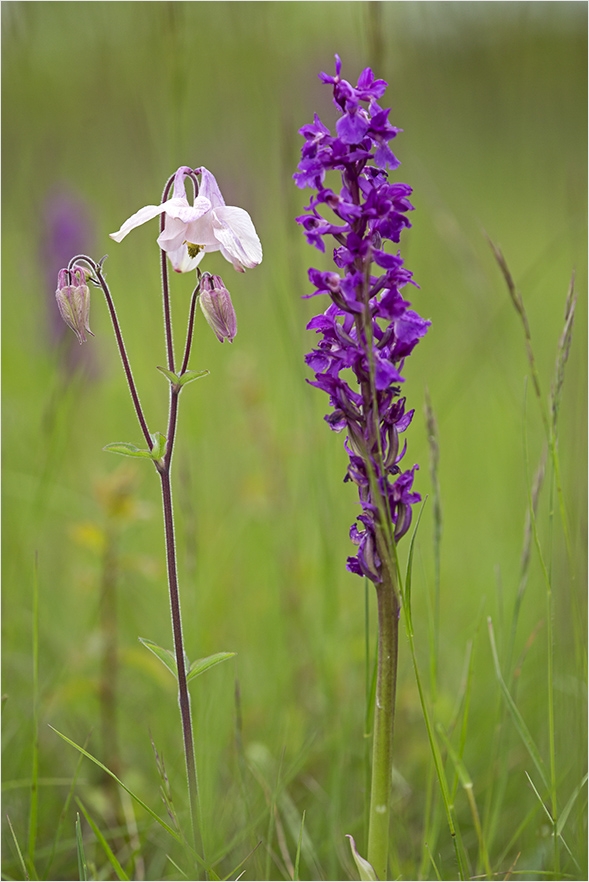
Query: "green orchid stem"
367 563 400 881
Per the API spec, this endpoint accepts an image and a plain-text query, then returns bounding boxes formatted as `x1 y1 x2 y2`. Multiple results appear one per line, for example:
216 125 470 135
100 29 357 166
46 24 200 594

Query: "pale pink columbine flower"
110 166 262 274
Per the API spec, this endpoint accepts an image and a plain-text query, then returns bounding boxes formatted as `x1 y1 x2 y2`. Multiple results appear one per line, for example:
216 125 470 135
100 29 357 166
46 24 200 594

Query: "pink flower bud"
55 266 94 344
199 273 237 343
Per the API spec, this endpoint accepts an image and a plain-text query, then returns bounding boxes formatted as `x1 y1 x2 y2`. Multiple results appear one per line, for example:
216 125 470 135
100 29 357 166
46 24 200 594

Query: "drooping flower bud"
55 266 94 344
199 272 237 343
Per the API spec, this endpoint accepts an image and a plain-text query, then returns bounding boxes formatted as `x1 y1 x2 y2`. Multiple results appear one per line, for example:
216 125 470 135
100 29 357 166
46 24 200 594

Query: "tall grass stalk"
489 240 574 562
402 508 468 880
491 246 578 877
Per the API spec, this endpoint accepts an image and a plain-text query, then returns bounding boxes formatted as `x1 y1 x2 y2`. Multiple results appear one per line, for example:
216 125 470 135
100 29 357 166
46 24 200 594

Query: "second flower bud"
199 272 237 343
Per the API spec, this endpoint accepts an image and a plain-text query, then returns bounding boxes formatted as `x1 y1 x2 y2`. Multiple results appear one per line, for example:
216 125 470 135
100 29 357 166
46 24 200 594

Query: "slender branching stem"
180 286 200 376
156 223 204 861
161 248 176 375
72 257 152 448
158 462 202 856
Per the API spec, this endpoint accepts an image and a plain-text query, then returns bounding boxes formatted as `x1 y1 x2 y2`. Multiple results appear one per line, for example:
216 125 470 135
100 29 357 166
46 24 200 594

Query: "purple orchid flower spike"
294 56 431 879
295 56 430 584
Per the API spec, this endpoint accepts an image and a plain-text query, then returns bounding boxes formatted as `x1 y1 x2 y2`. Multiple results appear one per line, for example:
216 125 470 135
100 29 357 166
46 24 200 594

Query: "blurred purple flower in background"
40 190 97 373
295 55 430 582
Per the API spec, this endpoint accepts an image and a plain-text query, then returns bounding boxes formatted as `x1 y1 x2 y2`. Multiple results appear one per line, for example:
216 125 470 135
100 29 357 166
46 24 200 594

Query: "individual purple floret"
294 55 430 583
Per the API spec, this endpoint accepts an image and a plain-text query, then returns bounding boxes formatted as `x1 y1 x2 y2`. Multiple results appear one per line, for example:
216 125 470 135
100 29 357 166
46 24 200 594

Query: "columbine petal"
187 205 263 271
109 203 169 243
212 206 263 270
162 193 211 224
157 215 191 252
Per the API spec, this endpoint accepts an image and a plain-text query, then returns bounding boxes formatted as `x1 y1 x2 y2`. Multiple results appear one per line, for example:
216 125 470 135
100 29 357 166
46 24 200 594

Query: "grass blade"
487 618 549 792
48 726 183 845
294 810 305 881
556 773 588 837
75 813 88 881
6 815 30 881
437 725 492 879
43 736 89 880
166 854 188 878
402 503 469 880
76 798 129 881
525 773 582 875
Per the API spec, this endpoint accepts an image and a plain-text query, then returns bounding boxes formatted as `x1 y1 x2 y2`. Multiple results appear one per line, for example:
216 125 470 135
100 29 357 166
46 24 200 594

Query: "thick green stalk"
367 562 400 880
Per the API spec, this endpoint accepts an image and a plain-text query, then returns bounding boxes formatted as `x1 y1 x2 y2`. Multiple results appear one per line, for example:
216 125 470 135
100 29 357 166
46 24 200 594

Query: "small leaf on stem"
187 651 237 683
157 366 209 390
138 637 180 679
156 366 180 385
103 442 154 459
178 369 210 387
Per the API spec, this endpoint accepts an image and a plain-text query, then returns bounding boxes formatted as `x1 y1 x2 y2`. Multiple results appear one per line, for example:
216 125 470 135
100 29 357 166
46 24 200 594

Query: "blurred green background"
2 3 587 880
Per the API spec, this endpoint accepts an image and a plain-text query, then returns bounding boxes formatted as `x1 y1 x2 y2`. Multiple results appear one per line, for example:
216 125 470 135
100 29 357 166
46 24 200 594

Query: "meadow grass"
2 3 586 880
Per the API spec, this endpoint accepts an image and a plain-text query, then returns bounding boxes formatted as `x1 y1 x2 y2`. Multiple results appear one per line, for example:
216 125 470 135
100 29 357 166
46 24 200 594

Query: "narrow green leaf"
525 773 583 874
294 810 306 881
48 726 183 844
75 813 88 881
346 834 378 881
44 734 89 879
166 854 188 879
103 442 153 459
138 637 178 679
524 772 554 825
424 842 442 881
557 773 588 836
436 725 472 789
438 725 492 879
6 815 29 881
187 651 237 683
178 369 210 387
76 799 129 881
403 499 427 634
157 366 180 384
221 841 262 882
487 618 549 791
